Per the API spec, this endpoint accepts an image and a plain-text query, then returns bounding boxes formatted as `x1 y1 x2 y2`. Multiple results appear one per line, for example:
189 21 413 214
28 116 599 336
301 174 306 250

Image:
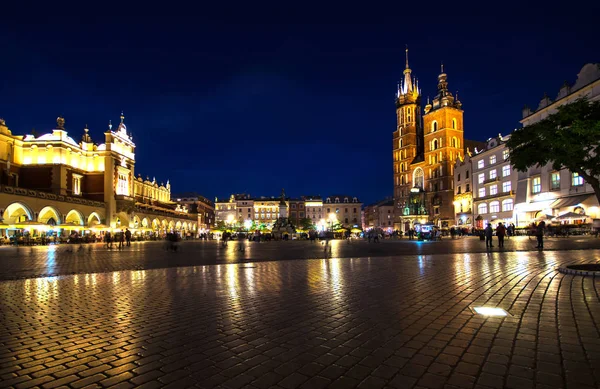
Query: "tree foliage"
506 97 600 203
297 217 315 231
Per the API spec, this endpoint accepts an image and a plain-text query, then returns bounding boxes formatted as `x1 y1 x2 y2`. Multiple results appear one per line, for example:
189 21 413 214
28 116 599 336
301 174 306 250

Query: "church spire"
403 45 413 94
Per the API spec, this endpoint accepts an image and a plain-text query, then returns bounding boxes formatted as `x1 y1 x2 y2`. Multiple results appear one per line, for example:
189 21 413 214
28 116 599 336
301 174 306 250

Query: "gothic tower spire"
402 46 414 94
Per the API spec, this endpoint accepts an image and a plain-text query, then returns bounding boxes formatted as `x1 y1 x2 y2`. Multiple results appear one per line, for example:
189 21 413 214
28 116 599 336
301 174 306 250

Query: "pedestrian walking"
125 228 132 247
118 230 125 249
485 223 494 249
496 222 506 248
536 221 546 249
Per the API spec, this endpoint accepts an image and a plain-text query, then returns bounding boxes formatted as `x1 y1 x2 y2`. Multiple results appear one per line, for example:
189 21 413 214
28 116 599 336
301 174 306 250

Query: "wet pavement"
1 236 600 280
0 241 599 388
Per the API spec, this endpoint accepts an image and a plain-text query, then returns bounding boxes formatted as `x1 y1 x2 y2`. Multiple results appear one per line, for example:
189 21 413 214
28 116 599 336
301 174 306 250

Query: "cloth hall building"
0 114 196 239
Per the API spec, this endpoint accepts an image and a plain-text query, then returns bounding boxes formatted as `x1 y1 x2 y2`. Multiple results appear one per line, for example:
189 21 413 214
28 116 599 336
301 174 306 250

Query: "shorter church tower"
422 65 464 227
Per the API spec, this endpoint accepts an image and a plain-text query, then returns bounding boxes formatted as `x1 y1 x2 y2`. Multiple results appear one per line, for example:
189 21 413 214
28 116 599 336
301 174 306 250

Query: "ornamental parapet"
1 185 105 208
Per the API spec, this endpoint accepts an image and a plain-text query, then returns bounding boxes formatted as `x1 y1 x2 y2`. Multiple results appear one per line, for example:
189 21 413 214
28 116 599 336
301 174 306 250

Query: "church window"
399 127 403 136
399 139 403 148
407 107 412 122
432 121 438 132
452 118 457 129
401 175 405 185
432 139 438 150
413 167 424 189
452 137 457 148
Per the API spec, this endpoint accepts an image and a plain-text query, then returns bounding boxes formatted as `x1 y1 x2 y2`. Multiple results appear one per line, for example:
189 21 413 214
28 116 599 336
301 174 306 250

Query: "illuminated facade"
214 193 361 230
471 135 518 228
363 199 394 230
452 153 473 228
0 114 196 235
514 63 600 226
393 48 466 231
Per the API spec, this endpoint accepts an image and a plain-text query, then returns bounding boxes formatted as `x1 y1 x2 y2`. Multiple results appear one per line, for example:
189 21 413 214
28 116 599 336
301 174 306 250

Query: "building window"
458 173 461 181
502 199 514 212
399 139 403 148
478 160 484 169
489 201 500 213
551 172 560 190
466 170 469 179
502 165 510 177
457 186 461 194
291 204 296 209
490 185 498 195
489 170 497 180
478 173 485 184
503 181 511 192
299 212 304 217
478 203 488 214
116 173 129 196
478 188 486 198
432 121 438 132
466 184 470 192
414 167 425 189
532 176 541 193
72 174 82 196
353 208 357 213
407 107 412 122
490 155 496 164
503 149 509 160
452 118 457 129
572 172 584 186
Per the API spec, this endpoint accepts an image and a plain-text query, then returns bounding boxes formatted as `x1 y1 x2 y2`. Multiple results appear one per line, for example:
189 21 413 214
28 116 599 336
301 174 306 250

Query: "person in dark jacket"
496 223 506 248
536 221 546 249
485 224 494 248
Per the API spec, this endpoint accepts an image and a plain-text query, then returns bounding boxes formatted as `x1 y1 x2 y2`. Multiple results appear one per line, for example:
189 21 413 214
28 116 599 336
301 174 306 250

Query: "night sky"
1 8 598 205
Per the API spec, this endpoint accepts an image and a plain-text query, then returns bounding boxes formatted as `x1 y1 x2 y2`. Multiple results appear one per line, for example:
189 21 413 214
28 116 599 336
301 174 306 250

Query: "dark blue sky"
1 7 598 205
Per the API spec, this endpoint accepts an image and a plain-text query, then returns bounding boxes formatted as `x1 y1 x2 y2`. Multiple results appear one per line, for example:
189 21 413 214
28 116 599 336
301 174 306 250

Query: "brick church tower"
393 52 466 231
392 47 424 230
422 65 464 228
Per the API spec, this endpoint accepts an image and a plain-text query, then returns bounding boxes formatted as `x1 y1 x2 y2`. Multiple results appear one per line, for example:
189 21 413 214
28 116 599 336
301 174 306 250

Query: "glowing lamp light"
243 219 252 230
472 307 508 317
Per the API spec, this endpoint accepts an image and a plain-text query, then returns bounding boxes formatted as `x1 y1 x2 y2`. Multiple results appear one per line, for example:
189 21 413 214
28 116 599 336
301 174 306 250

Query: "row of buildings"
0 114 198 238
214 193 362 231
389 57 600 232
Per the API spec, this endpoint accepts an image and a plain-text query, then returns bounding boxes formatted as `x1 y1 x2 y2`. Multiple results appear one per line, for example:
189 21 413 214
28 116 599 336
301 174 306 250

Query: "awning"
551 194 593 209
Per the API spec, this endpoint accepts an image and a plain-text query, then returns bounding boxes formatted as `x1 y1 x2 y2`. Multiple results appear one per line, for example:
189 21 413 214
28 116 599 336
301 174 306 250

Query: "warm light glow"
473 307 508 316
328 213 337 222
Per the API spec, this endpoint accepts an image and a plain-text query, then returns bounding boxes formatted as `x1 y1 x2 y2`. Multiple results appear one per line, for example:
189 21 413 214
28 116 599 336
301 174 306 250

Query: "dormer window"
344 198 349 203
335 198 340 203
353 197 358 203
326 198 331 203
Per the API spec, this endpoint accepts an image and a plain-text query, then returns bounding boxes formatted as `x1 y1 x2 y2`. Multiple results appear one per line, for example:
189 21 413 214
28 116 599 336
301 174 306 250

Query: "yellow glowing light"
473 307 508 317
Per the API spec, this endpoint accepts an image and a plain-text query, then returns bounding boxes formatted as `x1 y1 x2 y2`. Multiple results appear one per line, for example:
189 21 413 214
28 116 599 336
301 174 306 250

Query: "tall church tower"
392 48 422 230
422 65 464 227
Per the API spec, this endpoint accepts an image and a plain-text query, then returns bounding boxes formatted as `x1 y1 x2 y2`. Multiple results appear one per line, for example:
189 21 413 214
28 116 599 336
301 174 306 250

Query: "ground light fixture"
471 306 509 317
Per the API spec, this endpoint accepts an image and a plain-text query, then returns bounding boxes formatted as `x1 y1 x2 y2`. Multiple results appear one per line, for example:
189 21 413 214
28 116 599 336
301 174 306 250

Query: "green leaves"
507 97 600 203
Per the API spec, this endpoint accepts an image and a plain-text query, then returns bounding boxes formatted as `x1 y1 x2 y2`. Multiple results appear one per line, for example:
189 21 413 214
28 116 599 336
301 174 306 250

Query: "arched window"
399 127 403 136
452 137 457 148
335 198 340 203
489 201 500 213
452 118 457 129
407 107 412 123
502 199 513 211
413 167 424 189
432 121 438 132
432 139 438 150
399 139 403 148
401 175 405 185
478 203 488 214
326 198 331 203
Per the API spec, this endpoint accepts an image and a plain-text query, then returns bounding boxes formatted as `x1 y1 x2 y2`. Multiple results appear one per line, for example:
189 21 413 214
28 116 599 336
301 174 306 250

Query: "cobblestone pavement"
1 236 600 280
1 249 600 388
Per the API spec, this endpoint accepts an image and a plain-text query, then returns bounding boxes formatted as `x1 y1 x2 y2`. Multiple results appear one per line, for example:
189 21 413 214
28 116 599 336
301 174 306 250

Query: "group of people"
103 228 132 249
484 221 546 249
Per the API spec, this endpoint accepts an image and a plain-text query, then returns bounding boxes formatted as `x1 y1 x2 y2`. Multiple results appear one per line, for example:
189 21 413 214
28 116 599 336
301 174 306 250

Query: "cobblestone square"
1 238 599 388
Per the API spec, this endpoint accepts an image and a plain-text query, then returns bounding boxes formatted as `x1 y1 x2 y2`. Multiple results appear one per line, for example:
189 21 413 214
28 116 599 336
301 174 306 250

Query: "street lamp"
328 212 337 232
